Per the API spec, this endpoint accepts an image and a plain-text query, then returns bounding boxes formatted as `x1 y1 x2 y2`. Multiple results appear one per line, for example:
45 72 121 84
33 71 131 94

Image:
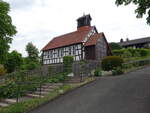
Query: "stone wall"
40 64 64 76
72 60 100 76
41 60 100 77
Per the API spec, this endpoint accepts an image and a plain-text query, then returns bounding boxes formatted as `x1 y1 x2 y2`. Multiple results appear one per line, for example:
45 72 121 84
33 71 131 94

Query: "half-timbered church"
42 14 111 64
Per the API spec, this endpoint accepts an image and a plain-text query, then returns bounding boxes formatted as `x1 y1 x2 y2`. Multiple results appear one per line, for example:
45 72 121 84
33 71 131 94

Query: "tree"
0 1 17 64
24 42 40 70
109 42 122 50
5 50 23 73
26 42 39 62
115 0 150 24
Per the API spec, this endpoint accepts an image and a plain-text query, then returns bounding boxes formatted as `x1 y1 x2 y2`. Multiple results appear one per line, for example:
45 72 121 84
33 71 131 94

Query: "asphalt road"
29 67 150 113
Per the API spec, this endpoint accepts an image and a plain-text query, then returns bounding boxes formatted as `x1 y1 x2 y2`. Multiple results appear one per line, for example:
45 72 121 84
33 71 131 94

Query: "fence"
123 58 150 69
0 65 67 102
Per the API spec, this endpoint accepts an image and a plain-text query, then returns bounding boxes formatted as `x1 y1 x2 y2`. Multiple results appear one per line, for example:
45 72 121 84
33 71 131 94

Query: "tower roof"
77 14 92 28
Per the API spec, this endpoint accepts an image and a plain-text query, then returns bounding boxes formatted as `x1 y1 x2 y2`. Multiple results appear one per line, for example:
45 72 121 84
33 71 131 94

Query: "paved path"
29 67 150 113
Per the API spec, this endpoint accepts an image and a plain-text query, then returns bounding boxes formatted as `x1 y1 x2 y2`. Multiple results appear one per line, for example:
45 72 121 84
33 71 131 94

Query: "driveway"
29 67 150 113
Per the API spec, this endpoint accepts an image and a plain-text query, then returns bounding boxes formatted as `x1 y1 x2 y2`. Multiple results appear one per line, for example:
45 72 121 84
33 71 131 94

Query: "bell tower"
77 14 92 28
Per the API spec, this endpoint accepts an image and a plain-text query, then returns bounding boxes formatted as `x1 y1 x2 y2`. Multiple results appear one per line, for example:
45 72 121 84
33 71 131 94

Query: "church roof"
84 33 104 46
42 26 93 50
42 25 107 51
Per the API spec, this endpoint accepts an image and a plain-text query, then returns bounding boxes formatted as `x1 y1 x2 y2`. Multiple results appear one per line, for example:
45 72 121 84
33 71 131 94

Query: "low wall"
38 64 64 76
40 60 100 77
73 60 101 76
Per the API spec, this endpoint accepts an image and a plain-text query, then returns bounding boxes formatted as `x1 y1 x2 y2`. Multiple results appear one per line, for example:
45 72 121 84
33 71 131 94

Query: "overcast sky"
4 0 150 56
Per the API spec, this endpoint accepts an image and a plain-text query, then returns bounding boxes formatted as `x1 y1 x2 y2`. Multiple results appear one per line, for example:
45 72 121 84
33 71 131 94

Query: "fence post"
39 82 42 98
16 82 20 103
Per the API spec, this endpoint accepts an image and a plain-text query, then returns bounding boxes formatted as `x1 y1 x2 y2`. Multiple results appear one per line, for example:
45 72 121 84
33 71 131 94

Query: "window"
50 60 52 64
74 56 76 61
47 60 50 64
78 49 81 54
66 51 69 56
44 60 46 64
83 51 85 59
58 49 61 57
78 44 81 49
60 58 62 63
69 46 71 55
75 50 78 55
61 48 64 57
73 46 75 55
76 56 80 61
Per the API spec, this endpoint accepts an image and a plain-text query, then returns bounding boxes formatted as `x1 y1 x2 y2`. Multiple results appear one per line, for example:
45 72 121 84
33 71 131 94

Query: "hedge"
101 56 124 71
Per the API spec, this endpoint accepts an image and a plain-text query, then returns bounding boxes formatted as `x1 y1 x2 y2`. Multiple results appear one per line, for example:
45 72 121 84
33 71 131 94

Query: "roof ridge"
52 26 93 40
121 36 150 43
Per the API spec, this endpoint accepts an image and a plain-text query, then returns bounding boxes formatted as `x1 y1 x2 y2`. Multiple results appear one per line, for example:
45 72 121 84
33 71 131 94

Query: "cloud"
3 0 150 56
5 0 46 10
10 29 58 56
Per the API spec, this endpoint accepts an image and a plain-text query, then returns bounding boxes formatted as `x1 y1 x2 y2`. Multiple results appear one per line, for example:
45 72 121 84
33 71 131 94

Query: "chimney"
120 38 124 43
77 14 92 30
126 38 129 41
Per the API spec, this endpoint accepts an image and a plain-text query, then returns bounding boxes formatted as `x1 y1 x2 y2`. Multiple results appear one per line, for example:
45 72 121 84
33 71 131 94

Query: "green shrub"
123 63 133 69
132 51 140 57
25 62 39 70
94 68 102 76
47 72 69 83
0 81 17 98
5 50 23 73
113 48 150 58
63 56 74 72
112 67 124 75
121 50 132 58
0 80 38 98
101 56 124 71
109 42 122 50
126 48 136 57
112 49 125 56
0 64 6 76
137 48 149 57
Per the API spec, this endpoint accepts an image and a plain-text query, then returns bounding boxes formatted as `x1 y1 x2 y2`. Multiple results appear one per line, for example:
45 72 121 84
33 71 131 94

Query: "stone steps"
26 93 44 98
37 88 54 92
41 84 62 88
0 83 63 108
2 99 17 104
0 102 9 107
44 83 63 86
34 91 49 95
66 77 82 83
